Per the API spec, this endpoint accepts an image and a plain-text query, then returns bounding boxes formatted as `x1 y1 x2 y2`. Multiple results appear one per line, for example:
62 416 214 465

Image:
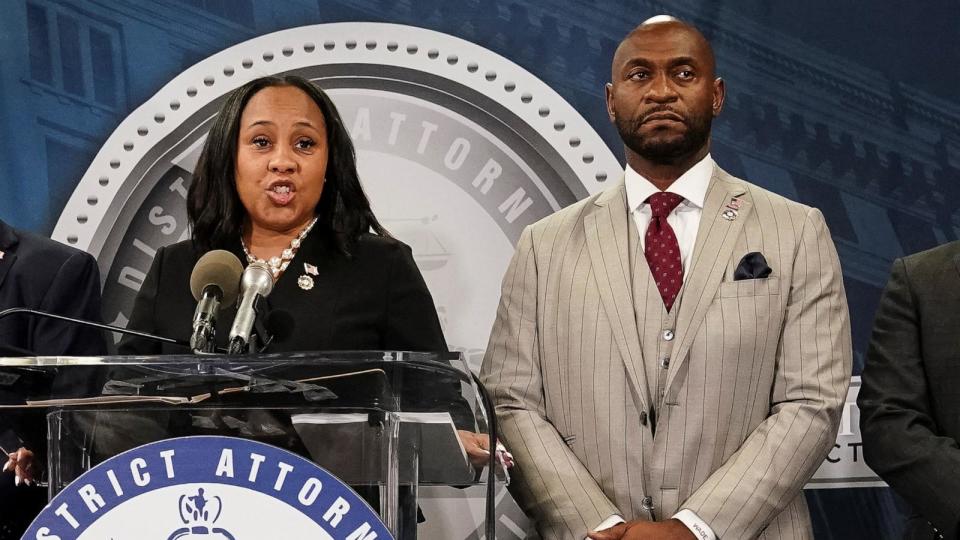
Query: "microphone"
189 250 243 353
227 262 273 354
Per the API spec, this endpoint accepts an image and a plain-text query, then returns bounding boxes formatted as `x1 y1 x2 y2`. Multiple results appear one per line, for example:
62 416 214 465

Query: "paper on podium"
291 411 475 485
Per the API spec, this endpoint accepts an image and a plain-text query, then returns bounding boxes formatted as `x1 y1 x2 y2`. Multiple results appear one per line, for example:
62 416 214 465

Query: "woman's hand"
456 430 515 470
3 447 37 486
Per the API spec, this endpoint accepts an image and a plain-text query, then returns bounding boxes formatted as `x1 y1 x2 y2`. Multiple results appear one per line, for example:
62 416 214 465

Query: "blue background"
2 1 958 538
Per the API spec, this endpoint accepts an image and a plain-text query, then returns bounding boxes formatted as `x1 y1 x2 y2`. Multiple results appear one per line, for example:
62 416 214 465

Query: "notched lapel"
662 169 752 403
584 183 651 411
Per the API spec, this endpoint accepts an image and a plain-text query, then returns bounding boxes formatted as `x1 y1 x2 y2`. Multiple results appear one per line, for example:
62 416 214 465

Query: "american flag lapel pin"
722 197 742 221
298 262 318 291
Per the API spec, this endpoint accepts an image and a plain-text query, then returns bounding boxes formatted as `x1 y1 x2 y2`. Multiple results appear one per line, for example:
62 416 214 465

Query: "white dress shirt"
589 154 717 540
624 154 713 281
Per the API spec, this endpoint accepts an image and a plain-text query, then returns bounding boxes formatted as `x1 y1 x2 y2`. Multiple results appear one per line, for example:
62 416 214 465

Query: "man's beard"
616 108 712 163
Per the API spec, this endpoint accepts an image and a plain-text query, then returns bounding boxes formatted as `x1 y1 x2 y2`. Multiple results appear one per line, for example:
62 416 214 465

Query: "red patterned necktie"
644 192 685 311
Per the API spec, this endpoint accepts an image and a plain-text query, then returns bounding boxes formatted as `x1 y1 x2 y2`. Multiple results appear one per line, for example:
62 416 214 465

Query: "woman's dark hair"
187 75 389 254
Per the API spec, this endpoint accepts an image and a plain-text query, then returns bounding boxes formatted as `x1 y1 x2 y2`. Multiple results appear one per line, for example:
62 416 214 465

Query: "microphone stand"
0 307 192 351
228 296 272 355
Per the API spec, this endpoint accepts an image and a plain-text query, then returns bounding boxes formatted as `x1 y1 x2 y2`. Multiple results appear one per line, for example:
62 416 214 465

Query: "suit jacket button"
641 496 654 510
639 411 648 426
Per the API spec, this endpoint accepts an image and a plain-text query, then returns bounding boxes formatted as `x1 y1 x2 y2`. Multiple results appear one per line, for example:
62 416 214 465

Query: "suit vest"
627 213 683 429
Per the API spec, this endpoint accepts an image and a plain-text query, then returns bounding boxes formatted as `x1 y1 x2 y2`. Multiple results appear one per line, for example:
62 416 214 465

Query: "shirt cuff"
673 509 716 540
586 515 625 538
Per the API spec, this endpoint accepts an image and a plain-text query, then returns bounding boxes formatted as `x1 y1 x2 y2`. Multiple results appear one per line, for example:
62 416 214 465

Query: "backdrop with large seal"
50 22 617 371
3 2 955 538
50 23 618 539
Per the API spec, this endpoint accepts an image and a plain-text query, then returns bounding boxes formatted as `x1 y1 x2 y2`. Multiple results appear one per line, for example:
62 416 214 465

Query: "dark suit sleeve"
4 250 107 457
34 250 107 356
382 242 447 351
859 257 960 538
381 242 476 430
117 246 165 355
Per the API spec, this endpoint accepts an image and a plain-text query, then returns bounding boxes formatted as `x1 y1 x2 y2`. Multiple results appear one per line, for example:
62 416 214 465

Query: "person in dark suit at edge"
0 218 108 538
859 240 960 540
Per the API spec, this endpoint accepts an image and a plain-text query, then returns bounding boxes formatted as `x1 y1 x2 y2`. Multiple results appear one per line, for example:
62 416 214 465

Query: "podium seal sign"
25 436 392 540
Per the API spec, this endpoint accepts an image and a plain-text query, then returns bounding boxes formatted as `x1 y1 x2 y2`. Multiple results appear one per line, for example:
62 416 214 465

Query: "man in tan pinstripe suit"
480 17 851 540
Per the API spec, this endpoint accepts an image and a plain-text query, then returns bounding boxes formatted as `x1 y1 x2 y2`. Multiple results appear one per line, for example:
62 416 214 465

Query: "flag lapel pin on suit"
722 197 742 221
298 262 318 290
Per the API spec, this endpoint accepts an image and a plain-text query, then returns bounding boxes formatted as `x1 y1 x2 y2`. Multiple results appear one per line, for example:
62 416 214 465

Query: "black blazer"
119 232 448 354
859 241 960 540
0 219 106 356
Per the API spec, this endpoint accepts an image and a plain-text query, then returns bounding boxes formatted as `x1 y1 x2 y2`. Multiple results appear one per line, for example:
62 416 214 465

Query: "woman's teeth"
272 185 291 194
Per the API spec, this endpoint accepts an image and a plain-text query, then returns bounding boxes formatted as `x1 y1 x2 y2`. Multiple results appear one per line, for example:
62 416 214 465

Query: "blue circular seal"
25 436 392 540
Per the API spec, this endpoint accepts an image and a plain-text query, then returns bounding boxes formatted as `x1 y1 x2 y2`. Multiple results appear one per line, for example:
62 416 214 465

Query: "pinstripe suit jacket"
480 166 852 540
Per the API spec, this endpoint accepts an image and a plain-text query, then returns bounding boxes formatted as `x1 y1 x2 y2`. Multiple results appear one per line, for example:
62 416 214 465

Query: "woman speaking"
120 76 445 355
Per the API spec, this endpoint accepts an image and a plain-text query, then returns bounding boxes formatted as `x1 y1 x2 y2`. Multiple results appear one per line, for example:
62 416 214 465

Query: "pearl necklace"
241 217 319 279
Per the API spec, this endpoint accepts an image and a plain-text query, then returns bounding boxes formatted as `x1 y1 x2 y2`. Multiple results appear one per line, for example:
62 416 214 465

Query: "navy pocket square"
734 252 773 280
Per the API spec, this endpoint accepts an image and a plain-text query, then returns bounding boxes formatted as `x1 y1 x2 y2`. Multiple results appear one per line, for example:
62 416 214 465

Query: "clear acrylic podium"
0 351 502 538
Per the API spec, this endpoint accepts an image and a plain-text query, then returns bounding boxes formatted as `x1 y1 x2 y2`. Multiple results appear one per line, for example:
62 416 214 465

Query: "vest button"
639 411 648 426
663 329 674 341
641 496 654 510
660 357 670 369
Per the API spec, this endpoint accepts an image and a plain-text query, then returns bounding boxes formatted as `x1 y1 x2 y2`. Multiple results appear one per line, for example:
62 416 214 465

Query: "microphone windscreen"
189 250 244 307
265 309 296 345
